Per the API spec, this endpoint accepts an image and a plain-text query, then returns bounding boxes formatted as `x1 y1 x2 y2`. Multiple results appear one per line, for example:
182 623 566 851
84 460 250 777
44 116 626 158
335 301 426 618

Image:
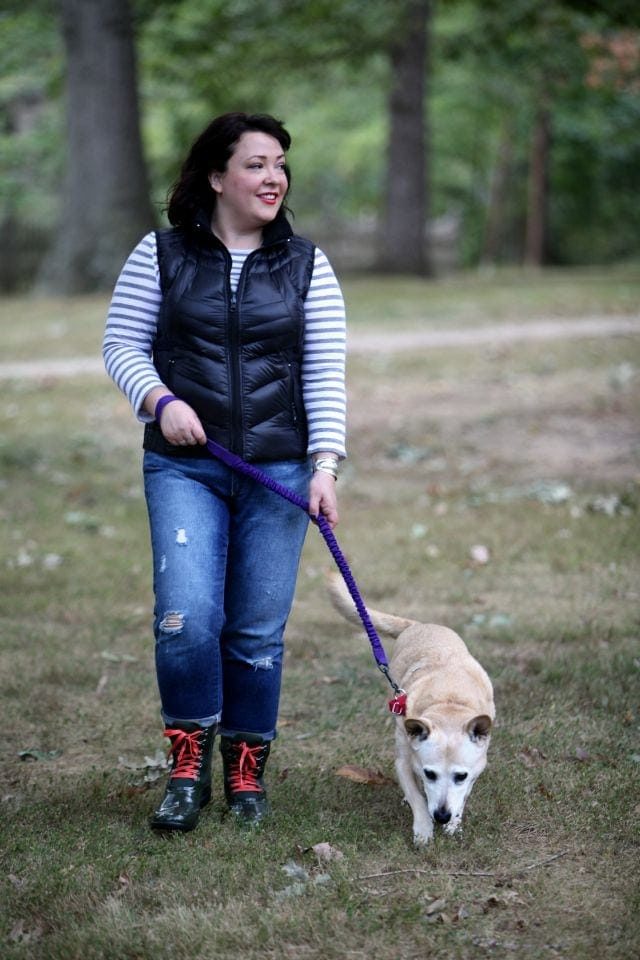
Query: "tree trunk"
38 0 155 293
481 120 515 265
377 0 431 275
524 99 551 267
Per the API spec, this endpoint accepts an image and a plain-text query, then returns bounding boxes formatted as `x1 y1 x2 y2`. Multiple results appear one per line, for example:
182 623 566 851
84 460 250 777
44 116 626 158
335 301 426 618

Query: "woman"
103 113 346 832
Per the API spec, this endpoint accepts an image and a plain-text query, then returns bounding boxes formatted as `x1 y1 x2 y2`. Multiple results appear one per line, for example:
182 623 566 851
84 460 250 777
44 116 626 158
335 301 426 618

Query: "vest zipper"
228 250 258 458
228 282 242 457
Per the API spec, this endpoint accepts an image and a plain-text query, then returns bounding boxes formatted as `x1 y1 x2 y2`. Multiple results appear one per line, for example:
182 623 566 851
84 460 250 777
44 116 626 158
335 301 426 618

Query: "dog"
327 573 495 846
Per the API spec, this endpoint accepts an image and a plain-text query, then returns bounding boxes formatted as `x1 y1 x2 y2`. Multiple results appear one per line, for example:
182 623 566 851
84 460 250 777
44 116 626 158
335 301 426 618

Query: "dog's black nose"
433 807 451 824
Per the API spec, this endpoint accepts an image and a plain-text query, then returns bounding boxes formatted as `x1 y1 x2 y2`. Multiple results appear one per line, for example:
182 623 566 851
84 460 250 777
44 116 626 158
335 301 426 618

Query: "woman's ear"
208 172 222 193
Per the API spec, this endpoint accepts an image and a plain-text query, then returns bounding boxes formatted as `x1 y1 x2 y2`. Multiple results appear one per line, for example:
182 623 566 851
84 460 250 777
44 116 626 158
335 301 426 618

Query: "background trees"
37 0 155 293
0 0 638 291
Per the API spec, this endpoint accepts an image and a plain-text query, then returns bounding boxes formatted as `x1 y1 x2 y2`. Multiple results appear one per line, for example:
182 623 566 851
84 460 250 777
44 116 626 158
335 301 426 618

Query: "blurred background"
1 0 639 294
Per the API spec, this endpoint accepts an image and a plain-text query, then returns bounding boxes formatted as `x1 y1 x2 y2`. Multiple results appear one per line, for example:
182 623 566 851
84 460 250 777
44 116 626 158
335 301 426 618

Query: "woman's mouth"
258 193 279 205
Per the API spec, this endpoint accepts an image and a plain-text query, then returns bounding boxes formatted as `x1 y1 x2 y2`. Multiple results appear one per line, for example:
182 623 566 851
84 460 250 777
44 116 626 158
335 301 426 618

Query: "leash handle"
205 438 391 672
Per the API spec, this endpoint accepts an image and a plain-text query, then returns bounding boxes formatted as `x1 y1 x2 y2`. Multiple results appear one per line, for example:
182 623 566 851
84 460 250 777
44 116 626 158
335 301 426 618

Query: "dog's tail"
326 571 416 637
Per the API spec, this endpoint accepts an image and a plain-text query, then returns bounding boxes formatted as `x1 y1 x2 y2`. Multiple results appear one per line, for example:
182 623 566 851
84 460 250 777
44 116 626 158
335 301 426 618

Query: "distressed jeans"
143 451 311 740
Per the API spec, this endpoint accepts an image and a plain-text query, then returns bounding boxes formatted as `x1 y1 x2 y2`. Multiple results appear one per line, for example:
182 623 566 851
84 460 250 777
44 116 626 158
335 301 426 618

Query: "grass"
1 267 639 959
1 262 639 362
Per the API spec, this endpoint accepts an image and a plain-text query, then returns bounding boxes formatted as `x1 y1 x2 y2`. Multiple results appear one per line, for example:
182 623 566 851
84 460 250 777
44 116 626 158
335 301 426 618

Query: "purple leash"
205 437 406 708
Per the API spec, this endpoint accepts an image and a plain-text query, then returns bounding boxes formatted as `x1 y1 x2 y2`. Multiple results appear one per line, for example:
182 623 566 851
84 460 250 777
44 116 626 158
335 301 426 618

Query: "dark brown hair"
167 112 292 227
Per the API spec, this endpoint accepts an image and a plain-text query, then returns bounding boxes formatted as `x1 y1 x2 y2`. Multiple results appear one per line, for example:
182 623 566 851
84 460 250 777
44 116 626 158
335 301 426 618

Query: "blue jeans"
143 451 311 740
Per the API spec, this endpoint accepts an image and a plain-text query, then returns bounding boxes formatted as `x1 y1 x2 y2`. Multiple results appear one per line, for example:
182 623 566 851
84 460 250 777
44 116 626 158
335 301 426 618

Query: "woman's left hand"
308 470 339 529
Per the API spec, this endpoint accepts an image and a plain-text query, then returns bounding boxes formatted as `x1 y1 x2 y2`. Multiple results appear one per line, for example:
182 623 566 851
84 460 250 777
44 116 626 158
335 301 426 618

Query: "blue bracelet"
154 394 180 422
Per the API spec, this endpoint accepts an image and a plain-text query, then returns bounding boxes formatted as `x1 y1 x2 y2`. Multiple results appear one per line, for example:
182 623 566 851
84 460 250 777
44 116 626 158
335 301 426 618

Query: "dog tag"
388 692 407 715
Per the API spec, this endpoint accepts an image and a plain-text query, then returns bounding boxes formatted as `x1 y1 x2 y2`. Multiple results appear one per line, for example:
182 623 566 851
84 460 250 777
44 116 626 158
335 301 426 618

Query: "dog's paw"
412 827 434 848
443 819 462 837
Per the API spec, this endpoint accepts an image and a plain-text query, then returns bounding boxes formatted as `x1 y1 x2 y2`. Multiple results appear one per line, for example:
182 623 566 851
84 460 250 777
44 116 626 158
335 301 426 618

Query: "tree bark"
481 120 515 265
38 0 155 293
524 99 551 267
377 0 432 275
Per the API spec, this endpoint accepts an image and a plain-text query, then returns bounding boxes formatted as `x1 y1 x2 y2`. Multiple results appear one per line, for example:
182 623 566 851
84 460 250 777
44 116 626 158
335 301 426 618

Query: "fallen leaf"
312 842 344 863
485 891 523 909
518 746 547 767
18 749 62 762
425 897 447 916
313 873 332 887
282 862 310 882
574 747 590 762
118 749 168 773
587 494 623 517
537 781 554 800
470 544 490 565
335 764 393 786
9 920 43 944
275 882 307 900
116 873 131 895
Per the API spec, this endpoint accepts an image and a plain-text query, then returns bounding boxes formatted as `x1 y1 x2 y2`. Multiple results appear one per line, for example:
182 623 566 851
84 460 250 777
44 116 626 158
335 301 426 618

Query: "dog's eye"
453 772 468 784
423 769 437 782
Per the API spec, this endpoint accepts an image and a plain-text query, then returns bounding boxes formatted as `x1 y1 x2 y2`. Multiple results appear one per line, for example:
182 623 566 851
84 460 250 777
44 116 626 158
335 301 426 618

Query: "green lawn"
1 269 639 959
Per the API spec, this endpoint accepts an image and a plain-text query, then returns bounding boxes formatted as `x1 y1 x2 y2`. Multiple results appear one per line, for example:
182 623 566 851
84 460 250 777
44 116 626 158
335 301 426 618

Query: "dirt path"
0 315 638 380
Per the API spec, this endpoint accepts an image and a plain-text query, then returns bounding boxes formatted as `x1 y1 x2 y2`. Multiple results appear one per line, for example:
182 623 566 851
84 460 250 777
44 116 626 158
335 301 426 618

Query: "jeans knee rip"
251 656 274 671
159 611 185 635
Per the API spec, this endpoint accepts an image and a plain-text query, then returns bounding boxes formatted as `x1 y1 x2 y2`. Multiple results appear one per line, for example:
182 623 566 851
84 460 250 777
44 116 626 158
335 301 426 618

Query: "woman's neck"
211 215 262 251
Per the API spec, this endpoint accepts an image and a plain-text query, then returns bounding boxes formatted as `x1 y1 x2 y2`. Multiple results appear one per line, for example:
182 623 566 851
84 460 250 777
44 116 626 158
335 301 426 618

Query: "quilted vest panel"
144 222 315 461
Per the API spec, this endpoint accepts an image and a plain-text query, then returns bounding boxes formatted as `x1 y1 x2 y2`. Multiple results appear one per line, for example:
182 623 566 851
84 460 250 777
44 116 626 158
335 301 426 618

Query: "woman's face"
209 131 288 233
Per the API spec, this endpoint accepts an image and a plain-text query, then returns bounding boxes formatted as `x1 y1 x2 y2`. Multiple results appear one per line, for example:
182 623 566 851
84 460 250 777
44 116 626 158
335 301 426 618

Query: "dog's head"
404 714 492 833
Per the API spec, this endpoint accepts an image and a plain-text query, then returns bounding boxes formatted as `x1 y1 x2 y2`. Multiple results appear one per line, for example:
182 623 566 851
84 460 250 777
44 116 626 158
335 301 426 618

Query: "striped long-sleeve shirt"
103 231 347 458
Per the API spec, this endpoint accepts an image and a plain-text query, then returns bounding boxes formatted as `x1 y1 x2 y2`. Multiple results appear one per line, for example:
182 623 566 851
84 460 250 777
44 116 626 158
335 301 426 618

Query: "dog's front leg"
395 750 433 847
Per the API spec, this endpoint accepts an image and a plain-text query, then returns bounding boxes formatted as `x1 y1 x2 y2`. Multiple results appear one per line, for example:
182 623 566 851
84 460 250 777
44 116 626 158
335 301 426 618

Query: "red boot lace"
228 742 263 794
164 728 203 780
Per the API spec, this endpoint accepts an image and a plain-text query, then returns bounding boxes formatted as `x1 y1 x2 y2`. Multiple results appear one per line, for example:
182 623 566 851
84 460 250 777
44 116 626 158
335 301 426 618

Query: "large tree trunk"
377 0 432 275
38 0 155 293
524 99 551 267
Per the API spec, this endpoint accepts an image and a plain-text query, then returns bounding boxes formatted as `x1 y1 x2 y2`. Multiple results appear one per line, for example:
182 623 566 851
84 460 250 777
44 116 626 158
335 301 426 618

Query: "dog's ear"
466 714 492 741
404 718 431 741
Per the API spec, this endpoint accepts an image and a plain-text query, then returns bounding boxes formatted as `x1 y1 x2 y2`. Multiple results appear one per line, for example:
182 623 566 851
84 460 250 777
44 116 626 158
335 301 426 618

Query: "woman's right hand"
144 388 207 446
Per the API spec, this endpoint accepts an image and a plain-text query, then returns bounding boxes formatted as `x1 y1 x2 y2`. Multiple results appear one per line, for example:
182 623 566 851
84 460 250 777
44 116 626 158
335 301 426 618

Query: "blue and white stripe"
103 232 347 458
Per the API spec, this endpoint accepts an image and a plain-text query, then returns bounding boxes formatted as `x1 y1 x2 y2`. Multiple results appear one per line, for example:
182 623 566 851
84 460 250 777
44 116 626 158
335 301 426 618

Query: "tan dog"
327 573 495 846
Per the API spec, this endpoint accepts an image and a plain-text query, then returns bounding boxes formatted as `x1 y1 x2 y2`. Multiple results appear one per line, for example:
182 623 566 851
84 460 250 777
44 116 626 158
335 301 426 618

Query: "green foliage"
1 0 639 281
0 6 63 222
432 1 638 263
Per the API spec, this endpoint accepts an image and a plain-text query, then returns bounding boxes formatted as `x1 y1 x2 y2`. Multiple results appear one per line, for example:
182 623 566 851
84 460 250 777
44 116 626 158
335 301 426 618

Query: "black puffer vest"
143 214 315 461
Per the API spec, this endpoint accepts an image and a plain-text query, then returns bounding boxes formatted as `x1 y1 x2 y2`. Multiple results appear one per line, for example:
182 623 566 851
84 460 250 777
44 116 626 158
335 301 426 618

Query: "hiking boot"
150 722 217 832
220 734 271 826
